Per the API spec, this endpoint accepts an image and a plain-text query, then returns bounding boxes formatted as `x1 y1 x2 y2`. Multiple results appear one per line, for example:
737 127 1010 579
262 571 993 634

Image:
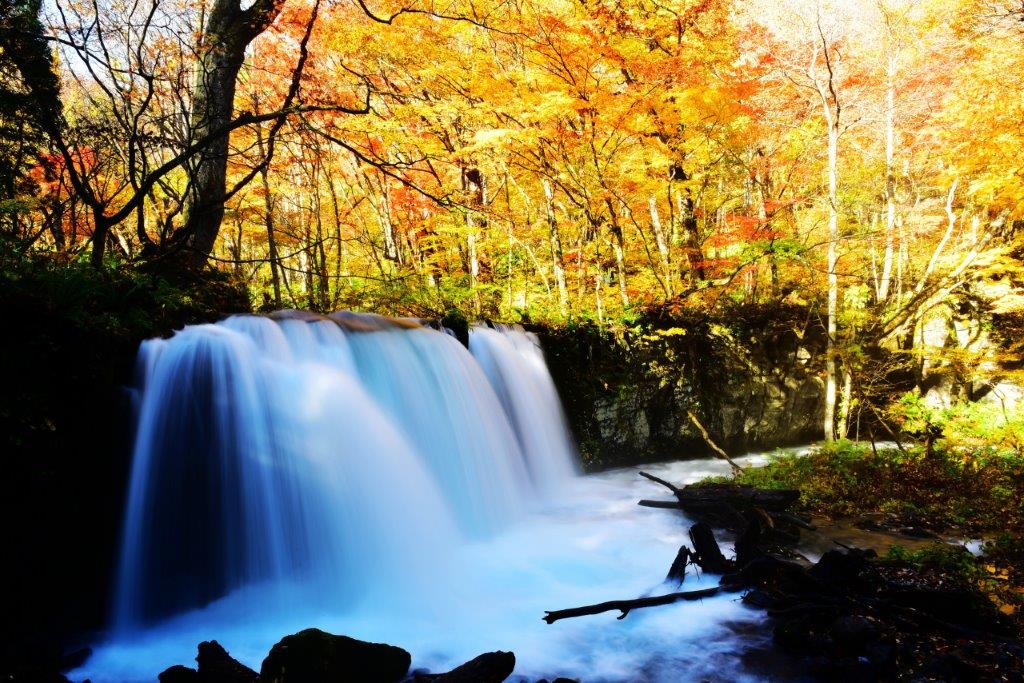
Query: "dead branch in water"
542 587 721 623
686 410 743 475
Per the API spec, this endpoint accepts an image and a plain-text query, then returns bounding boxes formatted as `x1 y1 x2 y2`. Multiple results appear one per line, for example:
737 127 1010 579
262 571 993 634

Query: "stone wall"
533 305 830 470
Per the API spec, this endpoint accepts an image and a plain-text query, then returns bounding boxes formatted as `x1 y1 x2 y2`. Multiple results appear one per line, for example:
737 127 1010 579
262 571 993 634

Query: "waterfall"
469 324 579 493
112 313 578 631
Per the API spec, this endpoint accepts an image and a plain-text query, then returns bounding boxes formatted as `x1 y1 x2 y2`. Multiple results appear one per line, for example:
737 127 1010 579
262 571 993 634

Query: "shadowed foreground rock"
158 640 258 683
414 650 515 682
259 628 411 683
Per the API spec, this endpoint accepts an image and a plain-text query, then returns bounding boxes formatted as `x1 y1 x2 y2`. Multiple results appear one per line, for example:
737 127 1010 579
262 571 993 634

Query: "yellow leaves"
468 128 515 150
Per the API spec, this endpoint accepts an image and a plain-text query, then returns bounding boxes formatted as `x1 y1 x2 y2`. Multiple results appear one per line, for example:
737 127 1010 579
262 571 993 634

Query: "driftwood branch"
686 410 743 475
665 546 693 585
542 587 721 624
639 470 681 494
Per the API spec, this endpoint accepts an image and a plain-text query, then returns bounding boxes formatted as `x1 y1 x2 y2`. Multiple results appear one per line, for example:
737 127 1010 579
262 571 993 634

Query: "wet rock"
440 310 469 348
196 640 258 682
158 664 200 682
260 628 410 683
741 588 778 609
60 647 91 672
688 522 734 574
423 651 515 683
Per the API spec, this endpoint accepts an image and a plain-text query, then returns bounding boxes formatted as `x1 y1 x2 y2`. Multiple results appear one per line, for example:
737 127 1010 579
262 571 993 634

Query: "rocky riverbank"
534 305 835 470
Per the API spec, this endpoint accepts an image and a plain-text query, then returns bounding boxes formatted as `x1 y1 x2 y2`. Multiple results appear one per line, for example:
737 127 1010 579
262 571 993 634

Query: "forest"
2 0 1023 681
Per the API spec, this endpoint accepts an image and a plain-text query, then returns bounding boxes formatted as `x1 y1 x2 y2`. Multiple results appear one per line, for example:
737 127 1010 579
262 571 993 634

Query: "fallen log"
677 484 800 510
638 475 800 512
773 510 816 531
638 499 683 509
542 587 721 624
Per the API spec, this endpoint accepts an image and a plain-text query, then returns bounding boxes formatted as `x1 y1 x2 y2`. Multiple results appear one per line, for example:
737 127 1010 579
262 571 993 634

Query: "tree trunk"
605 198 629 307
837 363 853 439
675 189 705 281
878 52 897 303
824 117 839 442
178 0 287 269
542 179 568 314
256 131 282 307
811 38 842 442
464 168 485 313
649 196 673 296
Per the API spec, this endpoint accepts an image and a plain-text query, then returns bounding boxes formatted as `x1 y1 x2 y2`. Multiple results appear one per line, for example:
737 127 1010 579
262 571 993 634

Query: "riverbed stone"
158 664 199 682
259 628 411 683
427 651 515 683
196 640 258 682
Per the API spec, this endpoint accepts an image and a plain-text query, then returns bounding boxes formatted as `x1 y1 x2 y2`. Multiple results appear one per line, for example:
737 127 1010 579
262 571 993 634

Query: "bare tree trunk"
824 118 839 441
837 363 853 438
878 52 897 303
255 130 282 307
811 34 842 442
543 179 568 314
464 167 485 313
674 189 705 281
605 197 629 307
649 196 673 297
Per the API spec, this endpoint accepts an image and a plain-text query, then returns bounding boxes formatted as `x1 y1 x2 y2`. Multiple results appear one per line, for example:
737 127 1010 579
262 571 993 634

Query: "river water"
74 452 792 682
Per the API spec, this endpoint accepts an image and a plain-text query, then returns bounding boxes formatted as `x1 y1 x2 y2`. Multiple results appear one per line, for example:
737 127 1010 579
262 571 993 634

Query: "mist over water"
74 314 768 682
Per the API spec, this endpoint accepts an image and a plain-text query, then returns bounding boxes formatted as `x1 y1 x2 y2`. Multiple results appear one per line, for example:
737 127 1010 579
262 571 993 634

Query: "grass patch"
702 440 1024 534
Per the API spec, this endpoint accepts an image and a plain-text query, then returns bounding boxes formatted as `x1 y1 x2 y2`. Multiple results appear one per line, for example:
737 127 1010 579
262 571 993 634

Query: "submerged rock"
259 628 410 683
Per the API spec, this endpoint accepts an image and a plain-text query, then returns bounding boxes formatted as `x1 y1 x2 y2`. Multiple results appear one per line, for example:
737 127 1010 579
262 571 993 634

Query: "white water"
73 315 776 682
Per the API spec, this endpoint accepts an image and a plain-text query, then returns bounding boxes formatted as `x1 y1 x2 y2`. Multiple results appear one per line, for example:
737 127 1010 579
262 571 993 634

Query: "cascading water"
469 324 578 494
75 312 768 683
112 316 465 630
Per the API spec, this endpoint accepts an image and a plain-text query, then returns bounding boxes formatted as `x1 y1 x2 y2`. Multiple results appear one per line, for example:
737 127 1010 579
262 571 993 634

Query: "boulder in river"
414 651 515 683
197 640 259 682
158 641 257 683
158 665 200 682
259 628 411 683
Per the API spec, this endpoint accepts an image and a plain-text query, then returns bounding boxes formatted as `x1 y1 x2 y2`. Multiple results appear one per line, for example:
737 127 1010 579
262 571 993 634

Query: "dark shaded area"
0 249 249 677
412 650 515 683
157 640 259 682
156 631 526 683
259 628 411 683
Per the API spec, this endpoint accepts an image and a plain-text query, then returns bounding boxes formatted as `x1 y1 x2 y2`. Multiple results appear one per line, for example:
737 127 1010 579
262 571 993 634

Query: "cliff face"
534 305 830 470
